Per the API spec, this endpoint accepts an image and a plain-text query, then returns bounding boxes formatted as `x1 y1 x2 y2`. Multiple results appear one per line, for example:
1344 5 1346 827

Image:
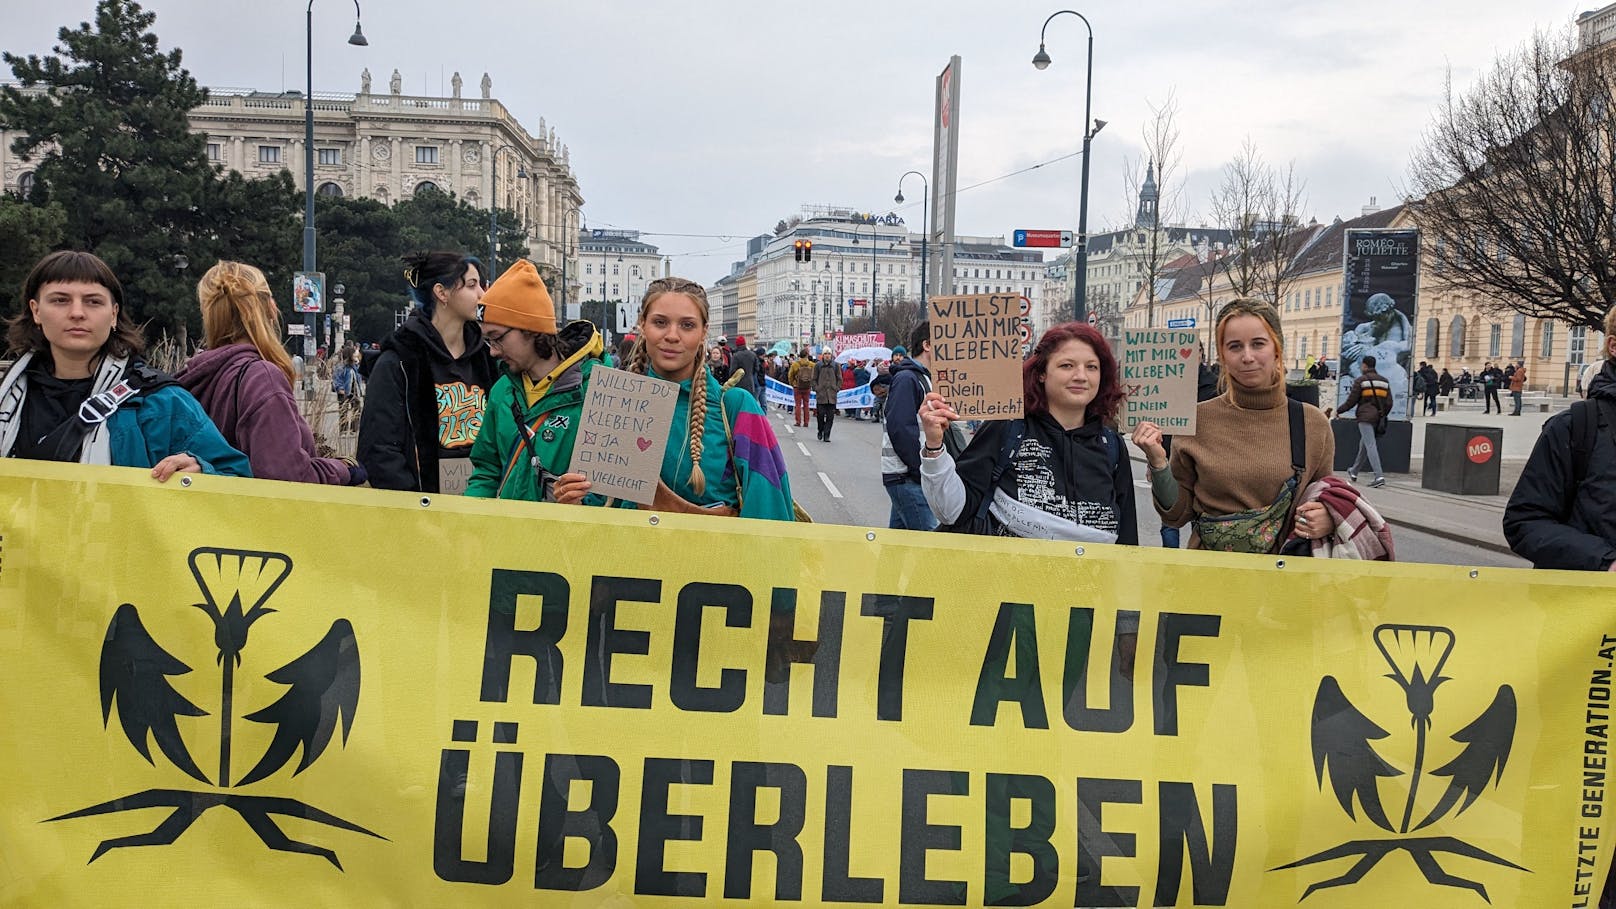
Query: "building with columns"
575 229 666 343
1 69 584 282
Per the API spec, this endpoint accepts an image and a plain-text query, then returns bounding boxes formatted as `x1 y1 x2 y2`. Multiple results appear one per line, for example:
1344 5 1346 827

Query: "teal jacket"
598 368 796 521
466 325 602 501
109 385 252 476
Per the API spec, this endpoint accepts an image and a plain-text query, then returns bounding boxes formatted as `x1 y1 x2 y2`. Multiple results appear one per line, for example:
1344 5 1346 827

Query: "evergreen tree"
0 195 66 307
0 0 298 340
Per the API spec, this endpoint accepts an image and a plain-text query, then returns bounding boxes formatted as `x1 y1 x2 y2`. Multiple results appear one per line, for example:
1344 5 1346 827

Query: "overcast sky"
1 0 1593 282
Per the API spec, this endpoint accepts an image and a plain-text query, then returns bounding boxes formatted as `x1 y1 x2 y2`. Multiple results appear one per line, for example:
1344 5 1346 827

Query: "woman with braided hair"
552 277 796 520
177 261 365 486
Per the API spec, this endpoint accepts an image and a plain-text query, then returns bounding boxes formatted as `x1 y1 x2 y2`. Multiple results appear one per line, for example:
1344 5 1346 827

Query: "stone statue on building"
451 71 462 98
480 72 492 99
360 68 371 94
389 69 402 95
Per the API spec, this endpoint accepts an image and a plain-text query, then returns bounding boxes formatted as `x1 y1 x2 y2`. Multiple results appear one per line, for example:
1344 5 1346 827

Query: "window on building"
611 284 620 296
316 182 344 198
612 264 620 276
415 146 439 165
585 264 593 276
16 171 34 197
318 148 341 166
1571 325 1589 365
413 181 439 197
1510 314 1526 358
1449 315 1467 358
1321 334 1331 358
1489 323 1502 358
257 145 281 164
1540 321 1555 359
207 143 221 162
1425 318 1440 358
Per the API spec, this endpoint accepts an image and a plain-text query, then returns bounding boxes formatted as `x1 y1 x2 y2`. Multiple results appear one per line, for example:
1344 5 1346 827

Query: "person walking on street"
729 336 760 406
1509 361 1527 415
1342 355 1392 487
882 323 954 530
1481 362 1503 414
1438 367 1455 399
1417 360 1439 416
812 348 840 441
788 350 813 426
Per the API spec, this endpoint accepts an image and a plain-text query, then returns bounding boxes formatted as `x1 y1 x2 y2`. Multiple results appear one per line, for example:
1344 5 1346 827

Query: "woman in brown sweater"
1134 298 1337 552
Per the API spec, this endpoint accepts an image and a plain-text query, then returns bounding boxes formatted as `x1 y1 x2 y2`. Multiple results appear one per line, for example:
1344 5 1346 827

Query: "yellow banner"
2 459 1615 907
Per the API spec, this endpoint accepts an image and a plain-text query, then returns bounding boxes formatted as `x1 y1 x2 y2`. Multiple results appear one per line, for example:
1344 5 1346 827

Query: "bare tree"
1209 139 1270 298
1408 26 1616 329
1123 91 1185 328
1209 140 1309 306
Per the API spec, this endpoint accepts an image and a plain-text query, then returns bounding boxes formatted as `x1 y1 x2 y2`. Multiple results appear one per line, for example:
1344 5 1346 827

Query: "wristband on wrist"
922 443 944 454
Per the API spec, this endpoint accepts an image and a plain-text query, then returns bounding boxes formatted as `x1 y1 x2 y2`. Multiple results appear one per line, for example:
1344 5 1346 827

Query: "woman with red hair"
918 322 1137 543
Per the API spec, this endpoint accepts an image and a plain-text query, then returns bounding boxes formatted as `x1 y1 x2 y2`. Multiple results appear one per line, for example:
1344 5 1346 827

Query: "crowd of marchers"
4 248 1613 577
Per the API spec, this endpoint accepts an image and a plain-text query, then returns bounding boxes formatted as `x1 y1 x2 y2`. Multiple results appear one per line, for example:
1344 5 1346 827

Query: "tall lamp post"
1031 9 1104 323
560 207 580 318
851 220 883 340
896 171 929 308
488 144 527 278
304 0 366 358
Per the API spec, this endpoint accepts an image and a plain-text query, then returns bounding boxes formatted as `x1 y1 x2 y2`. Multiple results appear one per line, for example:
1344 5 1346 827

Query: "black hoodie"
356 309 499 492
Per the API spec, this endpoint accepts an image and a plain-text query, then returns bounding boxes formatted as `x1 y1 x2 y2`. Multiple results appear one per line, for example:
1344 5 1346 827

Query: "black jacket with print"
943 412 1138 544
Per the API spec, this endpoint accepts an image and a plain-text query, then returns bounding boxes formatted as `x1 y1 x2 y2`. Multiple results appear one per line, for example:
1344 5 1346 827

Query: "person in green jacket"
466 260 603 501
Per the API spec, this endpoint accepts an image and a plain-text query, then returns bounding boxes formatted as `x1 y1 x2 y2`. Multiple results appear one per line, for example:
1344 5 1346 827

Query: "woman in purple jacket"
176 261 365 486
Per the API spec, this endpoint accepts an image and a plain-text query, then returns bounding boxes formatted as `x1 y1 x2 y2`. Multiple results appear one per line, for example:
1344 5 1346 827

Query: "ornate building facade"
1 69 584 281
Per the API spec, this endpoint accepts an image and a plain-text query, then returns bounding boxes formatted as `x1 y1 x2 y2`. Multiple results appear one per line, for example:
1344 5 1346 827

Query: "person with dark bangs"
918 322 1137 544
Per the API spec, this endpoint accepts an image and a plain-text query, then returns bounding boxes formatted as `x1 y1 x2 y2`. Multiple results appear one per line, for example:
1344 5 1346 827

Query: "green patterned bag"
1193 476 1299 554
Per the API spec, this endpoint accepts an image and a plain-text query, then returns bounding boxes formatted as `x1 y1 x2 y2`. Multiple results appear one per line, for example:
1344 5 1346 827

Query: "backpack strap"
1287 398 1307 476
1571 399 1596 492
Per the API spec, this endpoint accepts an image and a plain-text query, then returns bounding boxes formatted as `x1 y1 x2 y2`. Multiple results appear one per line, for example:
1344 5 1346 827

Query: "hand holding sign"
572 366 679 506
919 392 961 452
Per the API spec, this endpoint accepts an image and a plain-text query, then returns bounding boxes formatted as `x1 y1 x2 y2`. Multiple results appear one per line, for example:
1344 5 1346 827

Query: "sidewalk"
1128 404 1562 556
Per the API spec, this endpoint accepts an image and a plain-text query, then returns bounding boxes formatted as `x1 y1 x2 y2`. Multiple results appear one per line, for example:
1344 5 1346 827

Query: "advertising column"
1337 228 1419 420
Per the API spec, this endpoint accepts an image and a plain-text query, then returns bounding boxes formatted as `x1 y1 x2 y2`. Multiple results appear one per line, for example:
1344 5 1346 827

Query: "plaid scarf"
1291 476 1395 561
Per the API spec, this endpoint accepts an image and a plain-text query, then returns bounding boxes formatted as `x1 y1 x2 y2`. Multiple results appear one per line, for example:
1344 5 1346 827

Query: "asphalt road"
768 402 1528 569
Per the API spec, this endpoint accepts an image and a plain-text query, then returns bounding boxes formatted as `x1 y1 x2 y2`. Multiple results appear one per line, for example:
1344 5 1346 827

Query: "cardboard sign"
437 457 472 496
1119 329 1201 434
928 294 1025 419
573 366 679 505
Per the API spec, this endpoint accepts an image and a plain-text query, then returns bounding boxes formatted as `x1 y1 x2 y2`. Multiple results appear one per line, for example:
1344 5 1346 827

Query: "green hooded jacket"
466 322 603 501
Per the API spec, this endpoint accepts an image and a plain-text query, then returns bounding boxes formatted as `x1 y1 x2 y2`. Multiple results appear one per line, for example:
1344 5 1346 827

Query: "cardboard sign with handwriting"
574 366 679 505
1119 329 1200 434
928 294 1025 419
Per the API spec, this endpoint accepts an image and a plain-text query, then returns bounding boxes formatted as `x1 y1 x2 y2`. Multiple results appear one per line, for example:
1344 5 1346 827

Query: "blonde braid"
626 335 650 375
686 362 709 495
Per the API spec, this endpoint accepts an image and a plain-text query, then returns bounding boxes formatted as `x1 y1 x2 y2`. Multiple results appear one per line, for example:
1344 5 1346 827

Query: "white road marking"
818 471 843 498
784 424 794 435
797 442 812 457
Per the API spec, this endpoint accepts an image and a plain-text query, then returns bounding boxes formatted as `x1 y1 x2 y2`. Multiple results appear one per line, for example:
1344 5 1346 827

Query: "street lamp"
851 220 884 338
304 0 366 358
896 171 929 308
560 207 580 317
1031 9 1104 323
488 144 527 278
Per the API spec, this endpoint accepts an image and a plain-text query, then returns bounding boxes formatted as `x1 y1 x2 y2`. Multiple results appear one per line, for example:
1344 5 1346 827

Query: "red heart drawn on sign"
1180 347 1194 360
636 437 653 452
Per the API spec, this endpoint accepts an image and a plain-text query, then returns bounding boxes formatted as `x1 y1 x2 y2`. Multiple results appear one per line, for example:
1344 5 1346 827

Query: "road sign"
1012 229 1073 249
287 324 307 336
1087 311 1099 325
1166 317 1197 329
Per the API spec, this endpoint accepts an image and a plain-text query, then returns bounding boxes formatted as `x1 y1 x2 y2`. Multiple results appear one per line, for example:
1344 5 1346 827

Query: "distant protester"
0 251 249 479
357 250 497 493
178 261 363 486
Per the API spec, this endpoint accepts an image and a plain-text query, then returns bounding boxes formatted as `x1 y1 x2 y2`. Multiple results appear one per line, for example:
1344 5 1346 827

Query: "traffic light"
794 239 805 262
804 240 813 262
